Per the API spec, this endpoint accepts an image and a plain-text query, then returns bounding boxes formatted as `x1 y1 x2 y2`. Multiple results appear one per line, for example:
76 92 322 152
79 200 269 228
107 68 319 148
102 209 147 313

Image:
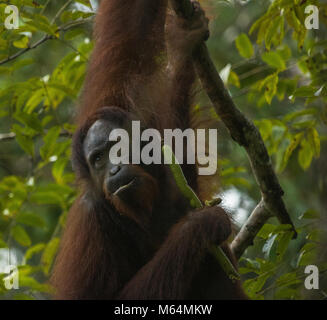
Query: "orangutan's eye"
91 151 104 168
95 153 103 162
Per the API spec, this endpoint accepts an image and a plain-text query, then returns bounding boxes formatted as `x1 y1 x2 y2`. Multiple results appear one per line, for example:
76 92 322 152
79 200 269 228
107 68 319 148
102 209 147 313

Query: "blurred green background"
0 0 326 300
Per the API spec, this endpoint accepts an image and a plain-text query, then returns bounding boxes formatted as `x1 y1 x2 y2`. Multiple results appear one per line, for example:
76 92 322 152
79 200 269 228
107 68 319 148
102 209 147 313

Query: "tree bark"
170 0 296 259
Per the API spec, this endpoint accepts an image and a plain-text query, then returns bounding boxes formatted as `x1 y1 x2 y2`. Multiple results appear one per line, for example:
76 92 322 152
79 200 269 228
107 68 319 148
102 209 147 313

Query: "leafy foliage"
0 0 93 299
230 0 327 299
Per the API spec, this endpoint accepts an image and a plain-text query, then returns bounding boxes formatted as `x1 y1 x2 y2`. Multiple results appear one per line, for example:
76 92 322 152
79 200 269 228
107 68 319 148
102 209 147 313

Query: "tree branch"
170 0 297 258
0 132 16 142
0 19 91 66
0 34 53 66
231 199 272 259
0 131 71 142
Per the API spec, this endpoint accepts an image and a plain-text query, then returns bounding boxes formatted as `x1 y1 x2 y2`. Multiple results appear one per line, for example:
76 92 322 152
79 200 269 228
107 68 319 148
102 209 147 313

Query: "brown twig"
0 131 72 142
0 19 92 66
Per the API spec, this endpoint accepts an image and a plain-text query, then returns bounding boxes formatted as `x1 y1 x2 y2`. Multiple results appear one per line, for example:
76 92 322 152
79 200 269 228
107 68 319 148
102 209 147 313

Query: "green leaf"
259 73 279 104
13 131 34 157
298 138 313 170
40 126 61 161
221 166 246 176
13 36 29 49
47 83 76 98
306 229 323 242
276 272 302 288
64 28 85 41
30 191 64 206
12 59 35 73
262 51 286 70
276 231 294 259
262 234 278 259
256 19 270 46
238 267 258 275
257 224 276 239
273 224 293 233
256 119 273 140
240 258 261 271
283 108 317 122
244 272 272 298
42 238 60 275
277 46 291 61
11 225 31 247
24 89 45 113
0 66 11 76
235 33 254 59
228 71 240 88
265 16 284 50
277 79 297 101
292 120 315 129
0 239 7 248
293 86 316 97
250 14 267 35
299 209 319 220
25 13 58 37
52 158 68 185
286 9 302 32
16 212 46 229
307 128 320 158
297 245 317 267
162 145 202 208
36 183 73 196
14 112 43 133
25 243 46 262
280 132 304 172
19 275 53 293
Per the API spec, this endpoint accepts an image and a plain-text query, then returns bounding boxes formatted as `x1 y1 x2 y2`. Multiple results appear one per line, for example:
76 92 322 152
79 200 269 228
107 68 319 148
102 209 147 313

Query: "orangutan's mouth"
113 179 136 196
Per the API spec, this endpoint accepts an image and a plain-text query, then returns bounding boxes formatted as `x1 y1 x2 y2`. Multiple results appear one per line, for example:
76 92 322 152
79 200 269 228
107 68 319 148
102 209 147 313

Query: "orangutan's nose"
109 165 121 176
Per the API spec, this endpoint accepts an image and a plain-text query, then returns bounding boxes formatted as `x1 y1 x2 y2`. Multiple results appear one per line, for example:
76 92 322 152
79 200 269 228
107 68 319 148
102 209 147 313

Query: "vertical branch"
170 0 297 258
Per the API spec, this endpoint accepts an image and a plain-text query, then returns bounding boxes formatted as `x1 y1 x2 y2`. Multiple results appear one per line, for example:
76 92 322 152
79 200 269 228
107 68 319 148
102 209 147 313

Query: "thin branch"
170 0 297 258
0 131 71 142
40 0 51 15
257 268 327 296
0 19 92 66
51 0 75 25
0 34 53 66
0 132 16 142
57 38 89 62
231 199 272 259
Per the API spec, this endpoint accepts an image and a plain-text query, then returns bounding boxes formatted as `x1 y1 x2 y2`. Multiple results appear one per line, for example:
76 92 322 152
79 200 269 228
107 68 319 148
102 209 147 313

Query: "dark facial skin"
83 118 160 218
83 119 120 193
